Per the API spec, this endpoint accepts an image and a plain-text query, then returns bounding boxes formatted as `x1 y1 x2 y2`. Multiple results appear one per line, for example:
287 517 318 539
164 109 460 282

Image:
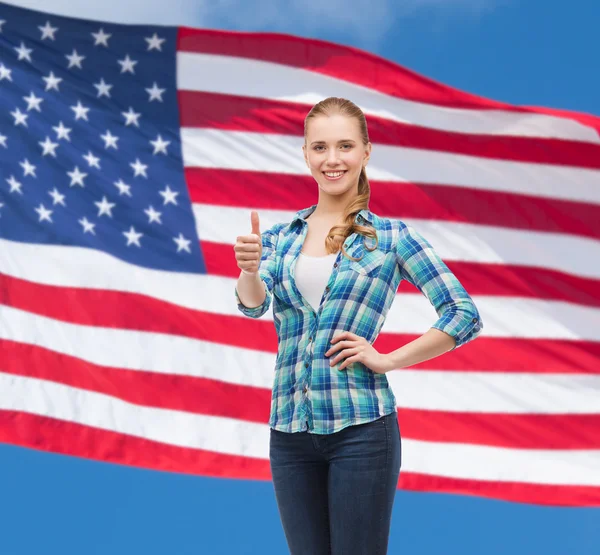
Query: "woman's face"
303 114 371 198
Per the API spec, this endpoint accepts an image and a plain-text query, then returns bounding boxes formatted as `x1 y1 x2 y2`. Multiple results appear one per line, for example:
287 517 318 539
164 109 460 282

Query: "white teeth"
324 171 344 177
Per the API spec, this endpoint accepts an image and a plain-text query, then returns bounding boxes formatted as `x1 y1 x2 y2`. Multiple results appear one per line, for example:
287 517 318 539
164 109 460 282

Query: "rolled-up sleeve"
395 223 483 349
234 223 280 319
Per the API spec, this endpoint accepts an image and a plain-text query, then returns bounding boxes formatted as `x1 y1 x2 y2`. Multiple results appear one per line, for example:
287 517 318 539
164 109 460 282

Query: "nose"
326 148 341 167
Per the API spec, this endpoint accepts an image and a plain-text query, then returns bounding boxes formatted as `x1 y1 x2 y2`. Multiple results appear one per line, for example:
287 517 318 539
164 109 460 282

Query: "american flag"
1 1 599 507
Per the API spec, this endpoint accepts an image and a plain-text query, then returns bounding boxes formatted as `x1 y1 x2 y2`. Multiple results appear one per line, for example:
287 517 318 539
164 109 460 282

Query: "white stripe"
1 374 599 486
2 239 600 341
2 305 599 415
180 128 600 205
195 204 600 281
176 52 600 144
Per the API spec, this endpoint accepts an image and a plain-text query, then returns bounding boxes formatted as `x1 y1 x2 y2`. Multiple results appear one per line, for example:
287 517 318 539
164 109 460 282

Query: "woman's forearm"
235 270 267 309
385 327 456 371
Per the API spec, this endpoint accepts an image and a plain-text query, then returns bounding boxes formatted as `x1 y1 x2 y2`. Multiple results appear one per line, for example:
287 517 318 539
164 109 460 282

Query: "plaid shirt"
235 204 483 434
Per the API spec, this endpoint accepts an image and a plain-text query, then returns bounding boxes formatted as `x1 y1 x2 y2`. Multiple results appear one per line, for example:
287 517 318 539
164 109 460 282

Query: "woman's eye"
341 144 352 149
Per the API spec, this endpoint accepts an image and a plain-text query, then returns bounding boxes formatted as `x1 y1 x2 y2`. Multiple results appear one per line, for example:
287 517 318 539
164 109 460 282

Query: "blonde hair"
304 97 378 262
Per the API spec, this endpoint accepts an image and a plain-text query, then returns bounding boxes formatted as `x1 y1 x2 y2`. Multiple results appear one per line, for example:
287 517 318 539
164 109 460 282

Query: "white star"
43 71 62 91
95 196 116 217
48 188 66 206
39 136 59 157
83 151 101 169
71 101 90 121
65 49 85 69
121 107 141 127
7 176 23 194
150 134 170 155
100 130 119 149
53 121 72 141
15 42 33 62
0 134 7 148
145 82 165 102
173 233 192 253
11 108 28 127
0 20 5 33
114 179 132 196
94 78 113 98
117 54 137 74
23 91 43 112
20 159 36 177
35 203 53 222
130 158 148 178
123 226 143 247
145 33 166 51
91 28 111 47
0 63 12 81
39 21 58 40
144 205 162 224
79 217 96 234
159 185 179 206
68 166 87 187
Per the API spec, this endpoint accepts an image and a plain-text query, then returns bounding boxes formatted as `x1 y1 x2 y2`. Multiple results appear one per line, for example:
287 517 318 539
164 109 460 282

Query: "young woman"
234 97 483 555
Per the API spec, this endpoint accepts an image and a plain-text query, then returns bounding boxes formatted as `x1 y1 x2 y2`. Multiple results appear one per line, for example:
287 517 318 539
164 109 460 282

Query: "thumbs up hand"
234 211 263 275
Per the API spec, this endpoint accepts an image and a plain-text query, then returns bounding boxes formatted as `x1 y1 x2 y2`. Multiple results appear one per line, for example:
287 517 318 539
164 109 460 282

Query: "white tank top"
295 252 338 312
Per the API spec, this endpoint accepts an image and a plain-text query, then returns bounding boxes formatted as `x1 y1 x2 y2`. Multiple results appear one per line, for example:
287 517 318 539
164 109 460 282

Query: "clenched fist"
234 211 262 275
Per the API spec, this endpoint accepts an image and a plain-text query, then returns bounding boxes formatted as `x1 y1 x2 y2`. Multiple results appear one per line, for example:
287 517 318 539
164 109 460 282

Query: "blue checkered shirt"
235 205 483 434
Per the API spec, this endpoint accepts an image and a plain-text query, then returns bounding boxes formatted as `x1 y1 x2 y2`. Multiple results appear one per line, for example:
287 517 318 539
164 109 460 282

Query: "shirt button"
325 286 330 292
305 362 309 368
333 263 338 268
472 318 478 323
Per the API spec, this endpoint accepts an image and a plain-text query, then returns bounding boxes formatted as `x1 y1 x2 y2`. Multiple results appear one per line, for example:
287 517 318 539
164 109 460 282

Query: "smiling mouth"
323 170 347 181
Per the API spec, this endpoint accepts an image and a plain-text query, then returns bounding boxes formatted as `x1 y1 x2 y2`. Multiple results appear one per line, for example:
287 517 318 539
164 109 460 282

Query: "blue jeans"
269 412 401 555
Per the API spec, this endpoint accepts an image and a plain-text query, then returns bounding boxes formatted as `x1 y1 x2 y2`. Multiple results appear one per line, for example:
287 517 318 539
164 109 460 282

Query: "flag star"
71 101 90 121
79 217 96 234
117 54 137 74
144 205 162 224
0 63 12 81
114 179 132 196
95 196 116 217
0 20 5 33
15 41 33 62
20 159 36 177
53 121 72 141
39 21 58 40
48 188 66 206
145 33 166 51
159 185 179 206
66 49 85 69
121 107 141 127
39 136 59 157
43 71 62 91
150 134 170 155
11 108 28 127
83 151 101 169
68 166 87 187
23 91 43 112
35 203 53 222
173 233 192 253
130 158 148 178
145 82 165 102
7 175 23 194
100 130 119 149
94 78 113 98
91 28 111 47
123 226 143 247
0 134 7 148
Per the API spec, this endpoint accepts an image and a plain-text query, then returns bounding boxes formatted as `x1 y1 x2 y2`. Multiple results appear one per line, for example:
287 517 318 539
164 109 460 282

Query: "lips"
323 170 347 181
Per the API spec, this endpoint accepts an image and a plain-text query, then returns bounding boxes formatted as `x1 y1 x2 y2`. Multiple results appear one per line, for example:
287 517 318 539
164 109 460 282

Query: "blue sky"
1 1 599 554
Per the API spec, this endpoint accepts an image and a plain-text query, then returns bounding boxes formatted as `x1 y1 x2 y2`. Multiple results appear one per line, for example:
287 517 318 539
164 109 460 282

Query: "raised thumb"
250 211 260 236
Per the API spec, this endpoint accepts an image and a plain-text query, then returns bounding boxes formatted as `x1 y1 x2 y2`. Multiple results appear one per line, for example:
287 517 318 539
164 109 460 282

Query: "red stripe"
2 273 599 374
186 168 600 242
1 411 598 506
176 27 600 139
2 340 599 450
201 237 600 309
178 90 600 170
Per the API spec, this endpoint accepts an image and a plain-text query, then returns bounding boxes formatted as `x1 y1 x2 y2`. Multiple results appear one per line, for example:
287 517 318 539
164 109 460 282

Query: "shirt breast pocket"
348 248 387 278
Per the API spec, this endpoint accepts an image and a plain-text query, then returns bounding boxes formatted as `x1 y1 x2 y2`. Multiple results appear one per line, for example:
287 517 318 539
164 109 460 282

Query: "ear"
302 144 309 167
363 142 372 167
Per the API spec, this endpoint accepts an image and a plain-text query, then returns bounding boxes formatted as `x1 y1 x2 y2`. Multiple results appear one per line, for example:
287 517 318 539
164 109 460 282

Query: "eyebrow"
310 139 356 146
